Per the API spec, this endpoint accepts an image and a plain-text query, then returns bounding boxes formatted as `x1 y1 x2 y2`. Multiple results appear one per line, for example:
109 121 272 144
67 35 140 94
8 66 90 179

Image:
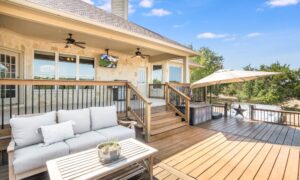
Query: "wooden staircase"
148 106 189 142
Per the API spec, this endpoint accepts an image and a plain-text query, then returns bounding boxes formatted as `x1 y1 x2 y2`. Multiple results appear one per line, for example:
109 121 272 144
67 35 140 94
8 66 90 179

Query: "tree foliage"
190 47 224 83
191 47 300 104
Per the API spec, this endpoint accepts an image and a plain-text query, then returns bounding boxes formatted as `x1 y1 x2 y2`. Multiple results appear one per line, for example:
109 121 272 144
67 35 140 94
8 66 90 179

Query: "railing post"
126 83 131 118
250 105 254 120
165 83 169 111
145 103 151 142
186 98 190 125
224 103 228 118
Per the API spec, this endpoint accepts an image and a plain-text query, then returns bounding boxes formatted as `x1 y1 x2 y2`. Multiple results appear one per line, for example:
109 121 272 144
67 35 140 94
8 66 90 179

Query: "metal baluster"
81 87 84 108
44 86 47 112
56 86 58 111
62 87 64 110
1 95 4 129
102 86 104 106
98 86 101 107
94 86 97 107
38 85 41 113
67 86 69 110
25 86 27 114
86 87 88 108
77 87 79 109
72 88 75 110
9 85 12 118
32 85 34 113
50 86 53 111
17 85 20 115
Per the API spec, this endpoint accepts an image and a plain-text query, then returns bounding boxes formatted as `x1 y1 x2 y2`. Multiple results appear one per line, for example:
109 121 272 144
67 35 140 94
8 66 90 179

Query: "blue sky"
83 0 300 70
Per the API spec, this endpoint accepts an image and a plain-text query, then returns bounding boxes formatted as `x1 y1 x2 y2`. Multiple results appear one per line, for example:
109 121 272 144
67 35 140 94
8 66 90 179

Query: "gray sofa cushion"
13 142 69 174
65 131 107 154
90 106 118 130
58 108 90 134
10 111 56 148
96 125 135 141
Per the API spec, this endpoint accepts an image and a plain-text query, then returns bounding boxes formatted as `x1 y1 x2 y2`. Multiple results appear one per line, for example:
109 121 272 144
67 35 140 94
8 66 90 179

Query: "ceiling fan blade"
75 42 86 44
131 55 137 58
74 43 85 49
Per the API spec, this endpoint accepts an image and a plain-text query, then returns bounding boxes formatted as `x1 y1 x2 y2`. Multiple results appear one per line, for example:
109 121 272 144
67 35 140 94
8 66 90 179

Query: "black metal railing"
148 84 165 99
250 106 300 127
0 79 127 129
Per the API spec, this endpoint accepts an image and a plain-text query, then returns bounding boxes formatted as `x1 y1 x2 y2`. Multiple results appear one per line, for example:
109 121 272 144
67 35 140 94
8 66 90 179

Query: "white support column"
183 56 190 83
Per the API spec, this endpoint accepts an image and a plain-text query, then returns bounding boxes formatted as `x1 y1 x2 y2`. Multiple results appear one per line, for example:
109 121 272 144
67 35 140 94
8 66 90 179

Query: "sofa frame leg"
8 151 16 180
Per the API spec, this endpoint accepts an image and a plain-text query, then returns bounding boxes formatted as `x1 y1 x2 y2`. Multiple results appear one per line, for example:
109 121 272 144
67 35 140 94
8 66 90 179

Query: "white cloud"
139 0 153 8
129 4 135 14
173 22 189 28
197 32 230 39
81 0 94 5
246 32 262 37
267 0 300 7
145 8 172 16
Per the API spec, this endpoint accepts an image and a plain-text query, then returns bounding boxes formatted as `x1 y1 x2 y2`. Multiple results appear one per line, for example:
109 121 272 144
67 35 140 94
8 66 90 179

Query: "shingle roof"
23 0 192 51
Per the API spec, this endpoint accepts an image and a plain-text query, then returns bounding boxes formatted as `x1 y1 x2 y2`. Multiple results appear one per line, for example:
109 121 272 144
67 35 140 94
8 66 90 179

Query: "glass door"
0 49 19 104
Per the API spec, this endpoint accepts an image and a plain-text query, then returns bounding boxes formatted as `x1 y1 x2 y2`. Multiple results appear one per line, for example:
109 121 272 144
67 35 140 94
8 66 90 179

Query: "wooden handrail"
165 83 190 124
168 84 191 101
169 82 191 87
127 83 152 105
0 79 127 86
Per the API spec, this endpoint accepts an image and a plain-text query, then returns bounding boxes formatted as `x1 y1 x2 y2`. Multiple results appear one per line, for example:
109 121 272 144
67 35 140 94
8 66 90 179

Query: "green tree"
190 47 224 83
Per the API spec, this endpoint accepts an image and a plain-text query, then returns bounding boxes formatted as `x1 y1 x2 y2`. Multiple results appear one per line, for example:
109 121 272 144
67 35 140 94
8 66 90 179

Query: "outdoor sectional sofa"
7 106 136 180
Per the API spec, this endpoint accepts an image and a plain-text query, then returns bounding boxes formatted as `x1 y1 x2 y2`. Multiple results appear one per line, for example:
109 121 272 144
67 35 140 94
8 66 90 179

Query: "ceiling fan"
64 33 86 49
132 48 150 59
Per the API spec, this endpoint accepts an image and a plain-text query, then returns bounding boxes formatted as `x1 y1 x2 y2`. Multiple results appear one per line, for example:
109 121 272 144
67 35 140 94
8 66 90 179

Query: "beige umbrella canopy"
191 69 280 89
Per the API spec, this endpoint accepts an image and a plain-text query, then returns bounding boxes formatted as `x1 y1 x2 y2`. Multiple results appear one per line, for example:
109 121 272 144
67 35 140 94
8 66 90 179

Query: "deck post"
145 103 151 142
250 105 254 120
165 83 169 111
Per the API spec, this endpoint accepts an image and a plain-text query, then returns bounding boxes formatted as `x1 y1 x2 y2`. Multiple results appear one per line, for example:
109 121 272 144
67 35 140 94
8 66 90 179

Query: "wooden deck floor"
150 118 300 180
1 118 300 180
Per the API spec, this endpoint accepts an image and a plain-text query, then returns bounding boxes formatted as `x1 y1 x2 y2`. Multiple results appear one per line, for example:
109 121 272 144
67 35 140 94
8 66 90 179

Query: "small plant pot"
97 142 121 164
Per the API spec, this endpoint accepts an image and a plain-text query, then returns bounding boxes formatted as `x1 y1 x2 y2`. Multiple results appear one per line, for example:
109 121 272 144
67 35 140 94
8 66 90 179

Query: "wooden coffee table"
46 138 157 180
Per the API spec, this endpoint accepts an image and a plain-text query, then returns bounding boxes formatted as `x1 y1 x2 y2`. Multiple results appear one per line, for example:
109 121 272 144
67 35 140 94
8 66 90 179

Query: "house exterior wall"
0 28 149 86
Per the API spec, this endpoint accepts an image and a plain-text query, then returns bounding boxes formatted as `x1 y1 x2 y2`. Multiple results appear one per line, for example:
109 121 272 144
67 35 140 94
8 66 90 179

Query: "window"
34 51 55 79
79 57 95 80
152 65 163 84
33 51 95 89
59 54 76 80
169 66 182 83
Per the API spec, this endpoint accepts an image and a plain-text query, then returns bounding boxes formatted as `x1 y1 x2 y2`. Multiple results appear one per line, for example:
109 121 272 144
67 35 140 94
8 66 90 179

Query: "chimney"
111 0 128 20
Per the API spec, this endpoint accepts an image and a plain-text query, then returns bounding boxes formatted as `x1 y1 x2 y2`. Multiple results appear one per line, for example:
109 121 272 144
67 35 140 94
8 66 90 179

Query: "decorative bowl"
97 141 121 164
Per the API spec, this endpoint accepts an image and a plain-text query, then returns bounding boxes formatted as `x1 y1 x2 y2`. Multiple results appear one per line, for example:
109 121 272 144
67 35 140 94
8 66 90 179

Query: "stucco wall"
0 28 149 86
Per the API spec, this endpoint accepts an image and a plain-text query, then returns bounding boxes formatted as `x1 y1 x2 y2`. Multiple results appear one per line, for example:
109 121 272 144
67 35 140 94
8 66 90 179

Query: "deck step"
151 117 182 129
151 111 176 120
150 122 187 136
149 122 188 142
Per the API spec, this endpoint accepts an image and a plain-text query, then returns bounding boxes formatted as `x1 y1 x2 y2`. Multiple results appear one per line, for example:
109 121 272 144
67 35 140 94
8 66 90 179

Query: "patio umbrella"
191 69 280 103
191 69 280 89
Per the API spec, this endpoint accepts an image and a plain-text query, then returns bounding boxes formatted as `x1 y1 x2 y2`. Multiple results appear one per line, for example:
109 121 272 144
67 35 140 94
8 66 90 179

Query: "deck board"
2 117 300 180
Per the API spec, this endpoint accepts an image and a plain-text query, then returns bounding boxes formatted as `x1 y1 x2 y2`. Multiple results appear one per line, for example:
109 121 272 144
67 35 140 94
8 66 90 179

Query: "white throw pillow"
10 111 56 148
90 106 118 130
40 121 75 146
57 108 90 134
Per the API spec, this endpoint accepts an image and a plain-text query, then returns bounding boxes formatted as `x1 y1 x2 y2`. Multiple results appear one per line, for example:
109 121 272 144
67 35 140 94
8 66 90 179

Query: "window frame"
33 50 96 81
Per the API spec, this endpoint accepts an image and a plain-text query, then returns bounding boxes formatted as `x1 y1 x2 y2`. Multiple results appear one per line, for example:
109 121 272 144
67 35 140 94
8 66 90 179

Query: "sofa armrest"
7 140 15 153
118 120 137 129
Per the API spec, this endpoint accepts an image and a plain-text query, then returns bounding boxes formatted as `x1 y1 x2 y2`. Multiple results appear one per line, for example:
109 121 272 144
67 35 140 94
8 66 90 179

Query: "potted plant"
97 140 121 164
